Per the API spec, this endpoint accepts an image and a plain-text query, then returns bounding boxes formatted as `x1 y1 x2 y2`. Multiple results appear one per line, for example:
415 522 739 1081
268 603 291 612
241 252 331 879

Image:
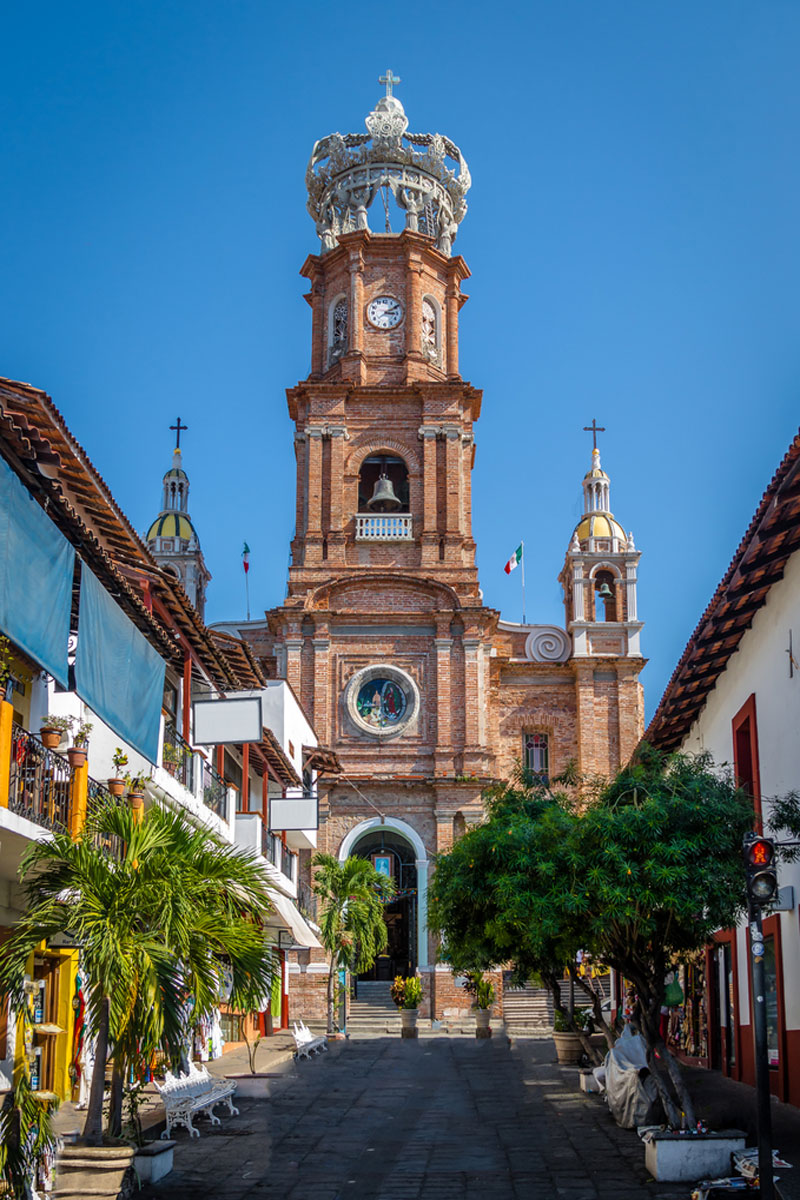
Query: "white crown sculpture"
306 72 471 257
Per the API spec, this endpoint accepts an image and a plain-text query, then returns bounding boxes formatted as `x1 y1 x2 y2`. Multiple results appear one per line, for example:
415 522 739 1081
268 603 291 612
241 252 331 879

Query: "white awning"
267 890 322 950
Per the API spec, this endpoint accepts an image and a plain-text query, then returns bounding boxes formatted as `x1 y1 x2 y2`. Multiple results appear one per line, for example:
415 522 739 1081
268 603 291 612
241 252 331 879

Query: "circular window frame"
345 664 419 738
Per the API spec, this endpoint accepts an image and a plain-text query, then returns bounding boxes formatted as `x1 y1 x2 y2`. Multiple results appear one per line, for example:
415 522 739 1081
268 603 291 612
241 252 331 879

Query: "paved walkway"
140 1037 698 1200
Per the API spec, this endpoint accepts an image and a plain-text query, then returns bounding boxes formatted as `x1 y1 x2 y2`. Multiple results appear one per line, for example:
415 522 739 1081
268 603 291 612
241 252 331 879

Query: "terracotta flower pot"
107 778 125 797
40 728 62 750
553 1031 585 1065
67 747 87 769
128 791 145 810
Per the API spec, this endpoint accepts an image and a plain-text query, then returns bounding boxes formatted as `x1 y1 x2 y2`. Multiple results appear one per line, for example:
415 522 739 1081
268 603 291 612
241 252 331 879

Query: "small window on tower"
523 732 549 786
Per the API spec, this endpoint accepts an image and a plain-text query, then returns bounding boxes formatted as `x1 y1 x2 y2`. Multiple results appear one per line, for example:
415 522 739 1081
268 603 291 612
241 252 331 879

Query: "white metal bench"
292 1021 328 1060
155 1062 239 1139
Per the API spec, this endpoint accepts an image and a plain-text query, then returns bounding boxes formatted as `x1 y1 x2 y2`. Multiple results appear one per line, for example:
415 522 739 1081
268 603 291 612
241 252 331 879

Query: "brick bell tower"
258 74 497 1014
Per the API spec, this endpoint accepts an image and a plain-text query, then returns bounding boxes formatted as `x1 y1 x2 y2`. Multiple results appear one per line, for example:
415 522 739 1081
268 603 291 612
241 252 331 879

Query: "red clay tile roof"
646 430 800 752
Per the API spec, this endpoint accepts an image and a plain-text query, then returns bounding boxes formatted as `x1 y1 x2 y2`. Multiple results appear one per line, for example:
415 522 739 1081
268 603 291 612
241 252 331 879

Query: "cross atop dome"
379 68 401 97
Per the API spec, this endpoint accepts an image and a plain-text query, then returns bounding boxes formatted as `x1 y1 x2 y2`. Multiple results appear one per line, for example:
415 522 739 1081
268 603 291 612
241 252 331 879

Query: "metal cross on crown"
379 69 401 97
170 416 188 450
583 418 606 452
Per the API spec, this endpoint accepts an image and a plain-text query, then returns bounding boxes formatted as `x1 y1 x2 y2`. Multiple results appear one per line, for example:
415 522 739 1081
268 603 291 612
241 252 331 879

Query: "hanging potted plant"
125 772 149 814
161 741 184 777
39 714 73 750
391 974 423 1039
108 748 128 797
67 721 93 769
462 971 495 1038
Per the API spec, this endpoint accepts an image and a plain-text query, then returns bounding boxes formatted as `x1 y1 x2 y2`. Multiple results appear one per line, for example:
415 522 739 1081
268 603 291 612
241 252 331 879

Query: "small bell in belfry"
596 581 614 601
366 472 402 511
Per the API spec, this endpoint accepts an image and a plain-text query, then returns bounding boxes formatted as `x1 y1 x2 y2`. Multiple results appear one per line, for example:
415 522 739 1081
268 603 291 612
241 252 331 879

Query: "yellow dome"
146 512 196 541
574 513 626 544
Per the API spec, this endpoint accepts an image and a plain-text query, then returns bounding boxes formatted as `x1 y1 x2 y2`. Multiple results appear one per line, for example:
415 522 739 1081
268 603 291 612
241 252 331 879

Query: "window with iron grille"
523 732 549 784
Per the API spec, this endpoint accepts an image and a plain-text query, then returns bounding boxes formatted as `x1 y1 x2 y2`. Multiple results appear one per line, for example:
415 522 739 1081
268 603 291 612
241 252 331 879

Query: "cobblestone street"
141 1038 695 1200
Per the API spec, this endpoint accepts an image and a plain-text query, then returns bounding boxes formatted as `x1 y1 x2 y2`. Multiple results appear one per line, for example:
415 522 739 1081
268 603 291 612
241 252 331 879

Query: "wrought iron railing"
162 722 195 793
87 777 125 859
297 881 317 922
202 758 227 819
8 724 72 832
262 829 298 882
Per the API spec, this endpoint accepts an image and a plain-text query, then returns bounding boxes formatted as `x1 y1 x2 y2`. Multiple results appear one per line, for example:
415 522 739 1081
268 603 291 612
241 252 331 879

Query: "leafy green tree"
0 799 276 1146
311 853 394 1035
430 747 762 1126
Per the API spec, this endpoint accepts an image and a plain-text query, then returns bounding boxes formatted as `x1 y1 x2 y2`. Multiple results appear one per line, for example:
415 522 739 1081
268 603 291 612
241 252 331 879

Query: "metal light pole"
747 902 774 1199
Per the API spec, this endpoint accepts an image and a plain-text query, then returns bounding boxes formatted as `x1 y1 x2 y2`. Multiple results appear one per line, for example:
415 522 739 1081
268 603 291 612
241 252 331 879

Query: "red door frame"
732 693 762 827
710 930 742 1080
744 912 787 1100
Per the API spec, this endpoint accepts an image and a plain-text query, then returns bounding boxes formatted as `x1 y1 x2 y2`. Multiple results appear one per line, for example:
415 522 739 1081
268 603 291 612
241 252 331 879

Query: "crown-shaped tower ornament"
306 71 471 256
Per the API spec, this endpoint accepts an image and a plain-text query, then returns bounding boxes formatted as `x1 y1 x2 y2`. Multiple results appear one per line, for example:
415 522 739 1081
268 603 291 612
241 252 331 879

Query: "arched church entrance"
350 828 417 980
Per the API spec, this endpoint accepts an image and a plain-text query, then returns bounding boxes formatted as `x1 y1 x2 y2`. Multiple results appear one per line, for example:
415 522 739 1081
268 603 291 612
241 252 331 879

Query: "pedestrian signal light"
742 833 778 906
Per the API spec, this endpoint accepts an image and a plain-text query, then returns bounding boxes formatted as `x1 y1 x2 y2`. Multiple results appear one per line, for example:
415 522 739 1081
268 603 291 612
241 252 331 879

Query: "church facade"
237 80 646 1018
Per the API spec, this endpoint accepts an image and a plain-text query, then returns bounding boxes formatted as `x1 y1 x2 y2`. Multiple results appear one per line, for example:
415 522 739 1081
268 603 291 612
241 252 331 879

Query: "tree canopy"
429 745 758 1125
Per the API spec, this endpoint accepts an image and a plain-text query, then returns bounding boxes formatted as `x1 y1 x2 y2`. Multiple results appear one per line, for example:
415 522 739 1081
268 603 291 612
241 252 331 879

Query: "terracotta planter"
107 778 125 797
164 761 178 777
400 1008 418 1039
128 791 145 810
553 1031 586 1064
67 747 87 769
40 728 62 750
475 1008 492 1039
54 1144 134 1199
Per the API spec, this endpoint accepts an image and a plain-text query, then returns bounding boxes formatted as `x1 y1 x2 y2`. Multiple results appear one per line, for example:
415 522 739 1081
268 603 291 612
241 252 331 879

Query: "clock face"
367 295 404 329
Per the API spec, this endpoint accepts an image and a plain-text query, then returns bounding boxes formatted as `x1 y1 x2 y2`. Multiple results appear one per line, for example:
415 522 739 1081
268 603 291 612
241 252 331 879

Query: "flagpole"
521 540 526 624
245 571 251 622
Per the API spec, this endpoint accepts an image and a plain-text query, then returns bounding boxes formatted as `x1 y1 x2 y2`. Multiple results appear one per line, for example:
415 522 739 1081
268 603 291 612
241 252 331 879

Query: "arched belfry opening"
358 454 410 513
351 828 418 980
594 569 618 622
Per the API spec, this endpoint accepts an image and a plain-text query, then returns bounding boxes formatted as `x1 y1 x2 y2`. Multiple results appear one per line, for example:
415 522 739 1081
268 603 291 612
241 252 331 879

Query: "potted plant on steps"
66 721 93 770
39 714 73 750
107 748 128 797
162 741 185 777
125 772 149 817
462 971 495 1038
392 975 423 1038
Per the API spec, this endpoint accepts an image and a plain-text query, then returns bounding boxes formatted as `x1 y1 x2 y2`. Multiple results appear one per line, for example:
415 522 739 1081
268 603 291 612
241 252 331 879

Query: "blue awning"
74 566 165 763
0 454 74 688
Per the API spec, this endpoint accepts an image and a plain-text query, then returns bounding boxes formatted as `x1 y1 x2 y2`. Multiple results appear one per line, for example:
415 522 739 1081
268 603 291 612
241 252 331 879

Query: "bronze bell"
596 581 614 601
366 472 402 511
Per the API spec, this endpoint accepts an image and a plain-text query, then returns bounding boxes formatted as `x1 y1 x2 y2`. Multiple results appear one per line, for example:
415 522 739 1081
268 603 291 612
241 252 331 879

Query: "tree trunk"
107 1056 124 1139
83 996 110 1146
326 962 335 1036
574 972 616 1049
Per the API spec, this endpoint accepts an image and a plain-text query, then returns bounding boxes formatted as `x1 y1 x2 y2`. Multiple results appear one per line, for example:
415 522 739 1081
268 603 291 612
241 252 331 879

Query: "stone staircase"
346 981 403 1037
502 975 611 1036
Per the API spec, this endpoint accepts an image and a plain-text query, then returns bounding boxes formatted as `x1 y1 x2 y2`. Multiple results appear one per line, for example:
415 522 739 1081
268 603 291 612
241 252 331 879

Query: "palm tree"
0 798 276 1146
311 853 394 1035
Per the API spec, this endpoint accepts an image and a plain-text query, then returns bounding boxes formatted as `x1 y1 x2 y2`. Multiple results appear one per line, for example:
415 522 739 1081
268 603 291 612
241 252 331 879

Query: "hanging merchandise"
70 968 86 1096
664 976 684 1008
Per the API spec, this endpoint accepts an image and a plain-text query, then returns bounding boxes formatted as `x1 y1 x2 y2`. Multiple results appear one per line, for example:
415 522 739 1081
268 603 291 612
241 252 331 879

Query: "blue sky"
2 1 799 721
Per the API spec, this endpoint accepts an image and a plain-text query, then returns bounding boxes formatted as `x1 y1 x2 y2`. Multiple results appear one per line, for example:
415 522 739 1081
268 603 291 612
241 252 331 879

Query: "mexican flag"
242 542 251 574
504 544 523 575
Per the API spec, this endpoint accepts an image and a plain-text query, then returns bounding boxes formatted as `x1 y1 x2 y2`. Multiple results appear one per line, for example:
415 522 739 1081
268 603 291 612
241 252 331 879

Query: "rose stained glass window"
356 678 407 728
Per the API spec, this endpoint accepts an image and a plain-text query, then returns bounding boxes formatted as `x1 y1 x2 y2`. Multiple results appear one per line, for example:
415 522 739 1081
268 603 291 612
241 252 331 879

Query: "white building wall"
680 549 800 1031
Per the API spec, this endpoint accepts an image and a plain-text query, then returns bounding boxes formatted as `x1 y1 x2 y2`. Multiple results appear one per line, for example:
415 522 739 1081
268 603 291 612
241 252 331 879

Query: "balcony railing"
202 758 227 820
163 722 195 793
297 881 317 922
87 777 124 859
8 724 72 832
263 829 298 882
355 513 413 541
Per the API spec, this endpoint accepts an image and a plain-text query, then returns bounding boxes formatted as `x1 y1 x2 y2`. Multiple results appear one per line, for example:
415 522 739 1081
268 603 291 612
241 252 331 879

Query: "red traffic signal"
743 833 778 905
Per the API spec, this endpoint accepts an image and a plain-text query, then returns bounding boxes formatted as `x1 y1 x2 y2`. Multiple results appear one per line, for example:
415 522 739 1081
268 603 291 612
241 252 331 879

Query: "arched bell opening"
594 569 618 622
351 828 417 980
358 454 410 513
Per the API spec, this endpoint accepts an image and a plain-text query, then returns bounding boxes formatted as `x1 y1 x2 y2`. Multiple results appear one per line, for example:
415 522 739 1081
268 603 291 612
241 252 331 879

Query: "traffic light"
743 833 778 906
